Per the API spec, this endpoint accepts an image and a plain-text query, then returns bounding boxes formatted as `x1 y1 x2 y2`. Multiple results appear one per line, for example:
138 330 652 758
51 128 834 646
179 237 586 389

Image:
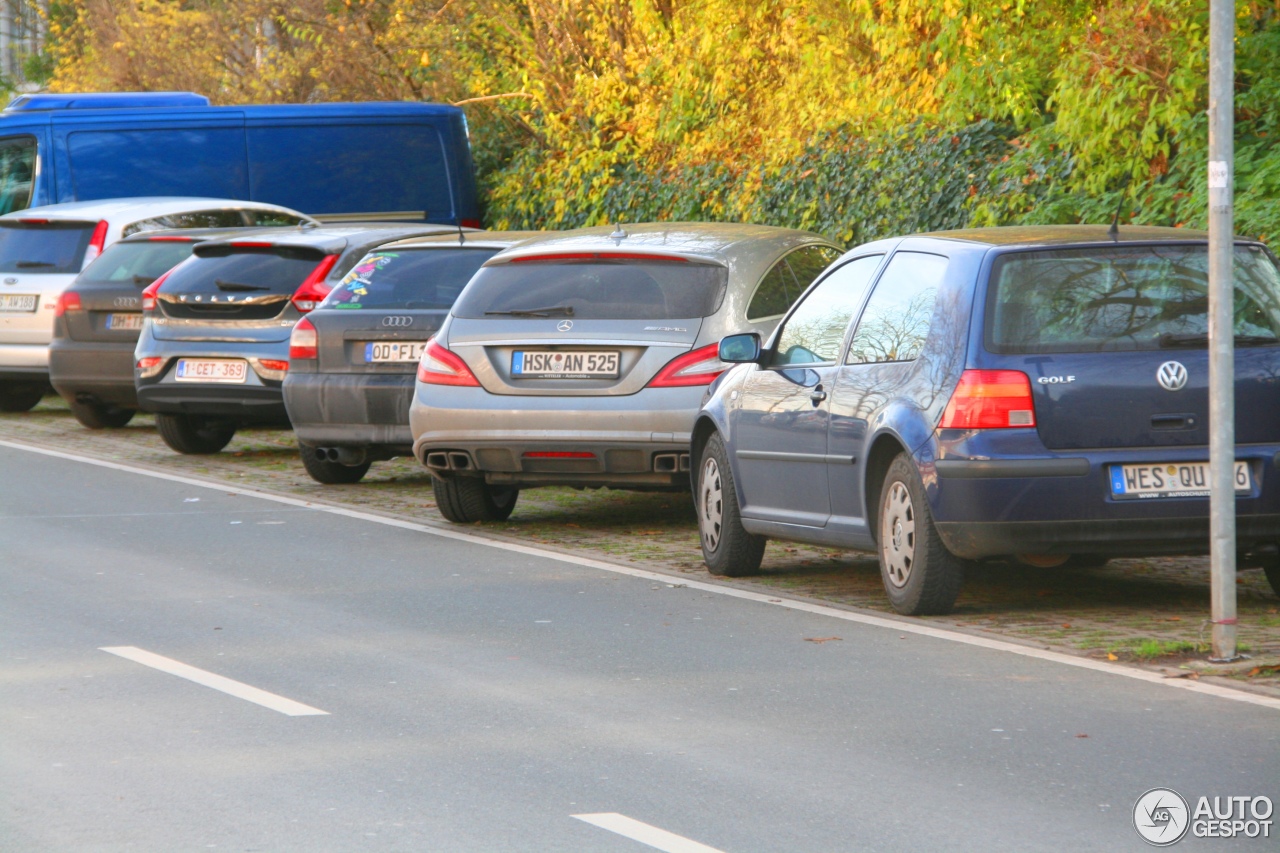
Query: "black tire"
69 399 135 429
154 412 236 454
299 443 372 484
0 382 46 412
431 474 518 523
876 454 964 615
1260 558 1280 598
697 432 766 577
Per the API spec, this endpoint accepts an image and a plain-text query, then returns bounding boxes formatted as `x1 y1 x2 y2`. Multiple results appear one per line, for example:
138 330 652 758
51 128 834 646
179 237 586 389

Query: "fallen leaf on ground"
1107 653 1118 661
805 636 842 644
1246 664 1280 677
1163 671 1200 679
1075 733 1089 738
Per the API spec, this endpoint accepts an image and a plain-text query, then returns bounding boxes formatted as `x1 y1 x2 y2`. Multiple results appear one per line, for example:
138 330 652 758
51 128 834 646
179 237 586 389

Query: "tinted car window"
452 260 729 320
986 244 1280 353
786 245 843 289
121 209 309 237
0 136 35 215
0 222 95 273
772 254 882 366
847 252 948 364
321 247 499 310
747 259 798 321
160 250 324 297
79 240 195 287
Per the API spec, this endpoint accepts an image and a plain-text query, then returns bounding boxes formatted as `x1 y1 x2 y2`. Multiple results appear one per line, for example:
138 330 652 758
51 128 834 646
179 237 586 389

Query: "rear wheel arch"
689 416 719 488
864 434 908 543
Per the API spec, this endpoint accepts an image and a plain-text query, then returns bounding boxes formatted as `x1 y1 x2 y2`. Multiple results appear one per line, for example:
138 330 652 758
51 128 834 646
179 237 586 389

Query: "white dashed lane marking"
573 813 726 853
100 646 329 717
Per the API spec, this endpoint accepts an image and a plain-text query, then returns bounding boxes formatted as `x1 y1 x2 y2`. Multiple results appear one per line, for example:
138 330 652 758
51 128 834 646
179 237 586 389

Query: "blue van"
0 92 481 225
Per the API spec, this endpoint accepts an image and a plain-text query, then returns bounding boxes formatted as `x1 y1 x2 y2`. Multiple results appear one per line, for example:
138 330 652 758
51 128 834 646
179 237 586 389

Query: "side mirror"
719 333 761 364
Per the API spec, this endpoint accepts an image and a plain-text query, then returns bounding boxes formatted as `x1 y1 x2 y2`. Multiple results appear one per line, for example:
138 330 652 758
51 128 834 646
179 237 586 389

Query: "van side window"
770 254 883 367
0 136 36 215
846 252 948 364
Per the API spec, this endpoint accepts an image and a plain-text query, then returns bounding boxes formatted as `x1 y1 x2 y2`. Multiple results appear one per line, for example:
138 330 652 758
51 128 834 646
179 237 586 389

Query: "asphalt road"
1 444 1276 852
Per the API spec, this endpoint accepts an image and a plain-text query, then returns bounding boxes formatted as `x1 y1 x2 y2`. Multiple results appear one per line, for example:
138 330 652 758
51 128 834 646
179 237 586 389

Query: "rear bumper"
929 431 1280 558
48 339 137 407
283 371 414 450
0 342 49 379
410 383 702 488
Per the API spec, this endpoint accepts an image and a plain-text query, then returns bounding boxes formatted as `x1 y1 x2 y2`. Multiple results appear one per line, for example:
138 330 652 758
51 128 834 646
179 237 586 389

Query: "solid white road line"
100 646 329 717
6 438 1279 713
573 814 726 853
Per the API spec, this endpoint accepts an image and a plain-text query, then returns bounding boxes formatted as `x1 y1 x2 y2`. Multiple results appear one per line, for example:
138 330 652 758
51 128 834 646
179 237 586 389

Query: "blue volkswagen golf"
692 226 1280 615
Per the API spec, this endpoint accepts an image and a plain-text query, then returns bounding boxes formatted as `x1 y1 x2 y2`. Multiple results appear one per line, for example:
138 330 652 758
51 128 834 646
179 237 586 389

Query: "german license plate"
364 341 428 363
174 358 248 384
106 312 144 331
512 350 619 378
1110 461 1251 499
0 293 37 312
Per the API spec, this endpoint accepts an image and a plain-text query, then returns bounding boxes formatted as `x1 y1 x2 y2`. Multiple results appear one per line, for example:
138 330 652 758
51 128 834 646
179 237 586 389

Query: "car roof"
374 230 546 251
116 226 288 244
0 197 313 222
915 224 1217 247
489 222 838 266
192 223 462 257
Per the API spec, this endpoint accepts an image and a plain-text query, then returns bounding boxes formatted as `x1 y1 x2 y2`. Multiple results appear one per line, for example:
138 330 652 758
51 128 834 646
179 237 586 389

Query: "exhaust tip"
425 452 450 470
448 452 473 471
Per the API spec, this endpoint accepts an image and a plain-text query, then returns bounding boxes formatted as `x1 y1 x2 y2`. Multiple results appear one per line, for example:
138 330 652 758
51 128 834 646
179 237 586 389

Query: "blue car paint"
696 230 1280 561
0 94 480 223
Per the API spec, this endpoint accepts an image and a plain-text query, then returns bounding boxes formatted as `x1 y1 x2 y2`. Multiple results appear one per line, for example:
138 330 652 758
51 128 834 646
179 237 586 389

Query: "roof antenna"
1107 177 1132 241
610 221 628 246
456 215 466 245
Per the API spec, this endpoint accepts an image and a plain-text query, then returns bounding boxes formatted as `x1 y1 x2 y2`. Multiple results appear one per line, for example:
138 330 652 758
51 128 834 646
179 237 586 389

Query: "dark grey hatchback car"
134 224 455 454
283 231 539 483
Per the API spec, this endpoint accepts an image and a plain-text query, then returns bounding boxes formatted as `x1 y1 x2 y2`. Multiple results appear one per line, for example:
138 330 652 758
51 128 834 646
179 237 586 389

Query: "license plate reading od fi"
512 350 619 379
1110 461 1251 499
365 341 428 363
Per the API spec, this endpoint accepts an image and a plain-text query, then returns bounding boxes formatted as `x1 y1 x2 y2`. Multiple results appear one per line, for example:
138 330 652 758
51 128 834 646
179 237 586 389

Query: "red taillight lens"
291 254 340 313
523 451 595 459
54 290 82 317
289 317 318 360
460 218 482 229
140 268 175 313
939 370 1037 429
136 356 163 369
259 358 289 372
81 219 109 268
646 343 728 388
417 339 480 386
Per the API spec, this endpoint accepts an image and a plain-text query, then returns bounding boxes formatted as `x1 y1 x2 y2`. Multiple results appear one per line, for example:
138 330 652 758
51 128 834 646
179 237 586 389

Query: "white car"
0 196 315 412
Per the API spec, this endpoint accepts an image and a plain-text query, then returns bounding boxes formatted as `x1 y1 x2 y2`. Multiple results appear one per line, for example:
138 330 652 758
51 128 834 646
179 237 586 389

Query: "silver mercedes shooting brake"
410 222 842 522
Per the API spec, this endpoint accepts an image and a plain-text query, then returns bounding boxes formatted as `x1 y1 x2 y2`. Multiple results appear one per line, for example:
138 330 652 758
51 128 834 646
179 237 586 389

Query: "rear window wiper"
484 305 575 317
1158 332 1280 348
214 279 271 292
15 260 55 268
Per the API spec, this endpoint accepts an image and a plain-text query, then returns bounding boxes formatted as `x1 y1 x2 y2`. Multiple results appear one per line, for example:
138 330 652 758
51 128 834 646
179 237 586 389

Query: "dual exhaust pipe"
425 451 475 472
313 446 367 466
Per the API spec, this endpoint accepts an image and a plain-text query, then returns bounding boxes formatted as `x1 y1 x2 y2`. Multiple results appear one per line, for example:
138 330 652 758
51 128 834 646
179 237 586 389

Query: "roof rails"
5 92 210 112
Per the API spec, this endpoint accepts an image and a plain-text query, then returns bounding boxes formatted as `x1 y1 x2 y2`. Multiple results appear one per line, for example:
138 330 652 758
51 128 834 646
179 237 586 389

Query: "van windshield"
452 259 728 320
985 244 1280 353
321 247 498 310
0 221 95 274
79 240 196 288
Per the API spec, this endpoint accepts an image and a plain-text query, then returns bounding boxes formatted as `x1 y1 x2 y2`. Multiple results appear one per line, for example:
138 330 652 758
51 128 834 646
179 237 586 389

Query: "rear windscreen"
451 260 729 320
986 244 1280 353
160 250 324 297
121 209 308 237
321 247 499 310
79 241 195 287
0 222 95 273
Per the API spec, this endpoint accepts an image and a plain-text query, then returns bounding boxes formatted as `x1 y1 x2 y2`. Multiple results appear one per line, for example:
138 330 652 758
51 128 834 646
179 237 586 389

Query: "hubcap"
880 480 915 588
700 456 724 553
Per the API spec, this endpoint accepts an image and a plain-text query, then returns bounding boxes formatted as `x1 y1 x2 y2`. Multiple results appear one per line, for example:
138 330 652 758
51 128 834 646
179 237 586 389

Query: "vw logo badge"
381 316 413 327
557 319 573 332
1157 361 1188 392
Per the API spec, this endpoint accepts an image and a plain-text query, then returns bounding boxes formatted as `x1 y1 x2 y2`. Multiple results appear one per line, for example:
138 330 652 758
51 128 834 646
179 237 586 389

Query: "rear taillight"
81 219 109 268
460 218 482 229
289 317 318 360
417 339 480 386
646 343 728 388
939 370 1036 429
259 358 289 373
54 291 82 317
140 268 175 313
291 254 340 313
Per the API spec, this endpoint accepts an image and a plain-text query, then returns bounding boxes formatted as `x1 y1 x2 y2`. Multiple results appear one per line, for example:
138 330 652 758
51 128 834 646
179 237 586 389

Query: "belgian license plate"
106 312 144 331
0 293 37 312
512 350 619 378
174 358 248 384
365 341 428 363
1110 461 1251 499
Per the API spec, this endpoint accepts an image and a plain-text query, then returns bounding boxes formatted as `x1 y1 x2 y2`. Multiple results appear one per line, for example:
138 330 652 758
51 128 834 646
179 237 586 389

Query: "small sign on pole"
1207 0 1238 661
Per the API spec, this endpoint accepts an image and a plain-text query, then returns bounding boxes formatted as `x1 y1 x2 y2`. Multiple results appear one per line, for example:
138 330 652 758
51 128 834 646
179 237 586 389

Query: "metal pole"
1207 0 1237 661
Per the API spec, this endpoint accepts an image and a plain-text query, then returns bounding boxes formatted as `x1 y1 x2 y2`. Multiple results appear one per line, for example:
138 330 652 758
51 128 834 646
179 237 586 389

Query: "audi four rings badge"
382 316 413 327
1157 361 1188 391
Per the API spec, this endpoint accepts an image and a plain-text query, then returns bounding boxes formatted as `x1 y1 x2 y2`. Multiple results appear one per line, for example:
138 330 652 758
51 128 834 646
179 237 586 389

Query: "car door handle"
809 388 827 405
